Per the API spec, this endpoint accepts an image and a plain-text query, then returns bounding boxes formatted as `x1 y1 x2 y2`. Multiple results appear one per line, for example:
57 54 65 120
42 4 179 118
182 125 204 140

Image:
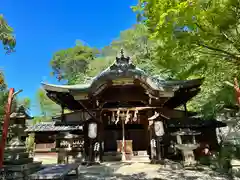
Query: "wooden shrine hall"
26 50 226 164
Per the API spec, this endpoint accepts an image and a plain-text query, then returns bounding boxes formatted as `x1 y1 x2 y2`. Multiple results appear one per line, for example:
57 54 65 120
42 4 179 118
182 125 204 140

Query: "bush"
26 133 35 153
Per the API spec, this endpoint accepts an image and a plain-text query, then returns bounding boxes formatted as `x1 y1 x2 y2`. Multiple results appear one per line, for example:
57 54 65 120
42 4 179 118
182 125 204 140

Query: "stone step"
3 161 42 171
134 151 148 156
131 155 150 162
4 152 29 161
3 166 43 180
2 171 24 179
4 157 33 165
4 147 26 153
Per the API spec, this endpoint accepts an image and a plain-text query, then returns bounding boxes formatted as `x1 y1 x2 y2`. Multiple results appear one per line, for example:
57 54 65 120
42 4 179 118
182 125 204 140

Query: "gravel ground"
33 155 234 180
78 162 233 180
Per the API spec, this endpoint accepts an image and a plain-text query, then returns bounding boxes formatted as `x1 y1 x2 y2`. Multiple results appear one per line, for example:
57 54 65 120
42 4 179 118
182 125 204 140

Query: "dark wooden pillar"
85 119 100 165
154 119 165 162
57 106 66 164
98 109 104 162
149 124 155 160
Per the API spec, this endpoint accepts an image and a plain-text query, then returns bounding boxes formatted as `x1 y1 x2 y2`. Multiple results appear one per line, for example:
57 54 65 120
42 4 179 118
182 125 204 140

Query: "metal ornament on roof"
114 48 132 72
116 48 130 64
88 122 97 139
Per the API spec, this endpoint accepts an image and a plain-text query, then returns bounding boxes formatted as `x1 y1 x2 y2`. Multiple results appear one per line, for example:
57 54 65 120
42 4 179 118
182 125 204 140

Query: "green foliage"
47 0 240 118
50 24 162 85
134 0 240 62
0 72 9 120
102 24 159 75
131 0 240 117
35 88 61 121
50 41 99 84
0 14 16 53
26 133 35 153
17 97 31 110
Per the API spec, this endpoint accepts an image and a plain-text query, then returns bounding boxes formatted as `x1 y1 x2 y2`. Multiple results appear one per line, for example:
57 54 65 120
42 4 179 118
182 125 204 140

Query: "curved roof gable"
42 50 204 95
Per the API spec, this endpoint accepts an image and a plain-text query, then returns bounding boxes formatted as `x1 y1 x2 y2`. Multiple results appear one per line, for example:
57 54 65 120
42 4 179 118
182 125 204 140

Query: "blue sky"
0 0 137 115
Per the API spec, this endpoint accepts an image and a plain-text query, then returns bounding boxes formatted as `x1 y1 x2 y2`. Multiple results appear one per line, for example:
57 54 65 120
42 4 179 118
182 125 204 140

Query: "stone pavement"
32 155 234 180
77 162 232 180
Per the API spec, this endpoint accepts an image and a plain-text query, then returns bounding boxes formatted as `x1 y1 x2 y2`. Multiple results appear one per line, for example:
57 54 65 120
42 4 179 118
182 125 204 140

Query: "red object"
0 88 14 168
234 77 240 105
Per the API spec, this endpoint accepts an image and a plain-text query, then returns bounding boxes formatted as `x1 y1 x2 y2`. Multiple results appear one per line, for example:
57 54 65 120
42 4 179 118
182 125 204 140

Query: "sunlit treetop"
0 14 16 54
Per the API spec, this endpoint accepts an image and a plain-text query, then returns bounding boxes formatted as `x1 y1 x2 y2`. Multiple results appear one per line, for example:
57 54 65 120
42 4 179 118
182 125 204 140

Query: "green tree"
50 41 99 84
0 73 9 119
18 97 31 110
132 0 240 117
102 24 159 75
0 15 16 53
35 88 61 121
133 0 240 62
50 25 160 85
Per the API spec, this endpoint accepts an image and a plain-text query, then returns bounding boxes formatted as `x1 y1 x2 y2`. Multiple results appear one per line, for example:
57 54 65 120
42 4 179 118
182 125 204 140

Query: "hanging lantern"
88 122 97 139
154 121 165 137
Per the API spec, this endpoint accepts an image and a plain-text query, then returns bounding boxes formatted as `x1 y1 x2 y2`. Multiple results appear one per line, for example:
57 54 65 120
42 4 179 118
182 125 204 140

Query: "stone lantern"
217 105 240 133
217 105 240 176
1 106 42 179
171 128 201 166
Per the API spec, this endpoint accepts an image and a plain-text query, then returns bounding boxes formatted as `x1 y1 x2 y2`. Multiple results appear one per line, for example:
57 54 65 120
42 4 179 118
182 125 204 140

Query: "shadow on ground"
76 162 232 180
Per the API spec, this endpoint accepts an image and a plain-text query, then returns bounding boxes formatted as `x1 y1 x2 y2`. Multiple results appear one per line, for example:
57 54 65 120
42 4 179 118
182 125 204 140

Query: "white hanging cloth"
133 109 138 122
111 111 115 122
115 109 120 124
125 110 130 124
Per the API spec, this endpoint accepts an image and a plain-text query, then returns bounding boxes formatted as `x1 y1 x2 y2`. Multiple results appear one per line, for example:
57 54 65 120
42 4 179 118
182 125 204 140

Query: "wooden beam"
100 106 161 111
77 101 97 121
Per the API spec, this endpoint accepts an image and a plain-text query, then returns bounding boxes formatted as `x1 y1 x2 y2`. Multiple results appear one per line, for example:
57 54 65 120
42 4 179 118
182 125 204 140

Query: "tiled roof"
25 122 83 132
10 106 33 119
167 117 226 128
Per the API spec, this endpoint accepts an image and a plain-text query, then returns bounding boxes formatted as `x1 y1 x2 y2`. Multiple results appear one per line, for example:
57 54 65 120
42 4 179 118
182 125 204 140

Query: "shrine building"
26 50 226 163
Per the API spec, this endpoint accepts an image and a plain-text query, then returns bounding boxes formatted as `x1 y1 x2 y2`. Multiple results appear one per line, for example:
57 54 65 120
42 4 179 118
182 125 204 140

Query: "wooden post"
121 116 126 161
157 137 162 161
234 77 240 105
154 120 165 161
61 105 65 123
89 139 93 163
99 113 103 162
0 88 14 168
184 103 188 116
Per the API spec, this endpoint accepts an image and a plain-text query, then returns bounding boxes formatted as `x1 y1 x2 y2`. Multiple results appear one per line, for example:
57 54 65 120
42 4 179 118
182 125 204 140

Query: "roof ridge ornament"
116 48 130 65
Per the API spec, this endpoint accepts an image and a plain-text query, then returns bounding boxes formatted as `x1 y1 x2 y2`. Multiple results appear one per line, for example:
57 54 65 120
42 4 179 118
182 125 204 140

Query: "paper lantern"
88 122 97 139
154 121 164 137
